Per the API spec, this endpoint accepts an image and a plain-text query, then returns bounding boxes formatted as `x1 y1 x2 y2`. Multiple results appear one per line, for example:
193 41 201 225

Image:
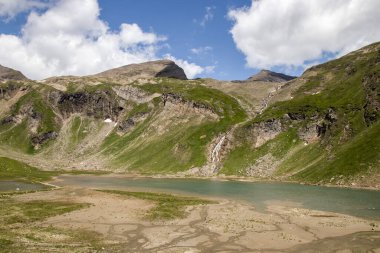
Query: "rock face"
247 70 296 83
0 65 28 82
93 60 187 81
48 90 124 121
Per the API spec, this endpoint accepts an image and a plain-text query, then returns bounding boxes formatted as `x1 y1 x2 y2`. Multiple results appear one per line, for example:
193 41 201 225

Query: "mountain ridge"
0 41 378 188
0 64 29 82
247 69 296 82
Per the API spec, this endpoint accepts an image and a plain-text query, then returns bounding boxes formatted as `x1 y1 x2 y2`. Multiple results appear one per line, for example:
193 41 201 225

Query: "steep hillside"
0 42 379 187
0 62 246 173
221 42 380 187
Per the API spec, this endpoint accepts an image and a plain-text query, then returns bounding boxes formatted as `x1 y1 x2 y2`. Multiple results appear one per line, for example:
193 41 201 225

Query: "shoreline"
52 172 380 191
6 186 380 252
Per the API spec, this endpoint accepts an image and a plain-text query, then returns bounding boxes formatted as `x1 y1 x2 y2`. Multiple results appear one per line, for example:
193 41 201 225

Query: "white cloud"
0 0 203 80
229 0 380 71
164 54 203 79
191 46 213 55
0 0 50 19
164 54 215 78
197 6 215 27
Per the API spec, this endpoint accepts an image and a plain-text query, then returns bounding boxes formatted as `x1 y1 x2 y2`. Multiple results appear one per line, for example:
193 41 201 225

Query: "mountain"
247 70 296 82
0 42 378 188
0 64 28 82
93 60 187 83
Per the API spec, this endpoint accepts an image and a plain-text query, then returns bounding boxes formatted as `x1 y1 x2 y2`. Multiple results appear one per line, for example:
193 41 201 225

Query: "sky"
0 0 379 81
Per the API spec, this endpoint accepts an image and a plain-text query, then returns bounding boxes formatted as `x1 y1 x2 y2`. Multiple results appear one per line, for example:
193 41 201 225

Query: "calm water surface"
52 175 379 220
0 181 45 192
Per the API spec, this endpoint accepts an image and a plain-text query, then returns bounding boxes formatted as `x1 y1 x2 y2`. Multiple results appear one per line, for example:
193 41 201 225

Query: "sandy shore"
11 186 380 252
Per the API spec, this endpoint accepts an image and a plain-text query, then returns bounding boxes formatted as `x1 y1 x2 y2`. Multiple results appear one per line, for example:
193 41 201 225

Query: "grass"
68 116 92 150
0 120 34 153
126 102 151 118
12 89 58 134
292 120 380 183
0 199 90 225
0 198 101 252
101 78 247 173
0 87 58 153
98 190 216 220
221 128 301 175
227 42 380 182
275 143 325 176
0 157 58 182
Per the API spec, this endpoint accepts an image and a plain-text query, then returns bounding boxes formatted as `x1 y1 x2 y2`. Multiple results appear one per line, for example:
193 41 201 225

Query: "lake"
0 181 46 192
52 175 380 220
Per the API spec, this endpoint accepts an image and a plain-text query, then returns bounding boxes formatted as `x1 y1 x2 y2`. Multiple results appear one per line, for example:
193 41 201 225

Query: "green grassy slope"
0 157 57 182
221 42 380 183
0 43 378 185
101 78 246 173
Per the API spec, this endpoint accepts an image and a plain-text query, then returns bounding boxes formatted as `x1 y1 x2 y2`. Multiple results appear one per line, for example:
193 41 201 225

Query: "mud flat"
2 186 378 253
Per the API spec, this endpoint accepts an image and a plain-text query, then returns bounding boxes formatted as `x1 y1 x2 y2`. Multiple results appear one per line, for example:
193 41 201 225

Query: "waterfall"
211 135 226 163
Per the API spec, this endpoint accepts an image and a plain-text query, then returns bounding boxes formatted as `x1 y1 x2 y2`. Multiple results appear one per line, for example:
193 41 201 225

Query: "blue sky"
0 0 379 80
97 0 253 80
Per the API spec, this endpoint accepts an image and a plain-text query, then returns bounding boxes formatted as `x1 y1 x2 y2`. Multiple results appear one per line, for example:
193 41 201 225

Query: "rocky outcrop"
248 119 283 148
246 154 280 178
0 82 24 99
162 93 217 118
247 70 296 83
93 60 187 82
31 131 58 146
118 112 148 133
49 90 124 121
0 65 28 82
362 71 380 125
112 86 160 104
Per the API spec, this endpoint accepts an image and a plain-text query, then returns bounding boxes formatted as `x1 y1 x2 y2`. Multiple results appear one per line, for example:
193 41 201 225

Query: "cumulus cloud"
0 0 50 19
229 0 380 71
0 0 204 80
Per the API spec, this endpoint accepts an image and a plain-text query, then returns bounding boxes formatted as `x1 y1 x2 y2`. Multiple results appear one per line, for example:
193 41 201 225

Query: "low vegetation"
0 197 100 252
0 157 57 182
99 190 216 220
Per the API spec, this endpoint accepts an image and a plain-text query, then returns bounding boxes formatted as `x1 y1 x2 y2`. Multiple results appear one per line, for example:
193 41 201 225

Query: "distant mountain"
0 64 28 82
93 60 187 82
247 70 296 82
0 42 379 188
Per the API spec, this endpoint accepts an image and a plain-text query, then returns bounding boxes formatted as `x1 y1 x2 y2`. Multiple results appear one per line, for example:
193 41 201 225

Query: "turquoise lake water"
53 175 380 220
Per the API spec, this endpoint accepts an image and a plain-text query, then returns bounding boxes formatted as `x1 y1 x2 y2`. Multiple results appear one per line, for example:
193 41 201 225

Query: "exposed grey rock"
249 119 283 147
49 90 124 121
31 131 58 145
362 72 380 125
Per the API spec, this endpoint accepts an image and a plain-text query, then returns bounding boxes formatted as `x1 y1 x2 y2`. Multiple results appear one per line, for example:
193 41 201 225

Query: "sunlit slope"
0 77 246 172
221 42 380 185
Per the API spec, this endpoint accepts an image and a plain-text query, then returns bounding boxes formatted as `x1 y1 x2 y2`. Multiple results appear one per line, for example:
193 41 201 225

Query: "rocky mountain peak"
93 59 187 81
247 69 296 83
0 64 28 82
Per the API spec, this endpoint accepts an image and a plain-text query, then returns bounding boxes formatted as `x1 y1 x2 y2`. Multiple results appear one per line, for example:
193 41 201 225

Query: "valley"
0 40 379 253
0 42 379 188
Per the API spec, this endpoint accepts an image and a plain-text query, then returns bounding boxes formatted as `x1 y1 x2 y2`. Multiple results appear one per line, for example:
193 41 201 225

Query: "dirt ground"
12 187 380 252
